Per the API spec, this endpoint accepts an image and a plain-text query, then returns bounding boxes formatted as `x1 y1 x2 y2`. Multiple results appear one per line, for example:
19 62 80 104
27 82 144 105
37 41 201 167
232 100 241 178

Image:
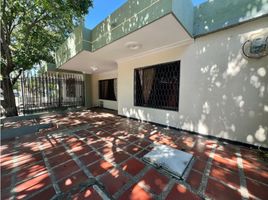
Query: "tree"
1 0 92 116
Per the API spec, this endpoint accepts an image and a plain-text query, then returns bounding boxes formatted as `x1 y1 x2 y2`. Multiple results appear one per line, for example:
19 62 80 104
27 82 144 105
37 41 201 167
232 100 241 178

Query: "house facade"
54 0 268 148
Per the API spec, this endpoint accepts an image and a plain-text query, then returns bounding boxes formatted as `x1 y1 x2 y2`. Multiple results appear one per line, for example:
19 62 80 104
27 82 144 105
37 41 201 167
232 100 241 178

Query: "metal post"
21 70 25 115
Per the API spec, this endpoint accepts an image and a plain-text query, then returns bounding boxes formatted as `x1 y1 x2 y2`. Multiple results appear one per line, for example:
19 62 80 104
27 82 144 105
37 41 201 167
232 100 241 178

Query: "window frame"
66 78 76 98
98 78 117 101
134 60 180 111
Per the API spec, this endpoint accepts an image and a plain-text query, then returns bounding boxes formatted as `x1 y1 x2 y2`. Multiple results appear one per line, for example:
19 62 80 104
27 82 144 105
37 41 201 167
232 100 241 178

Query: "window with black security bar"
66 78 76 97
134 61 180 111
99 79 117 101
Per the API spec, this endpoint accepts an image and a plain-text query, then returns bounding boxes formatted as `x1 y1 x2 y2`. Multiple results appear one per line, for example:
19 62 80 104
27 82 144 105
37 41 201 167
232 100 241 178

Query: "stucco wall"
117 17 268 147
91 70 118 110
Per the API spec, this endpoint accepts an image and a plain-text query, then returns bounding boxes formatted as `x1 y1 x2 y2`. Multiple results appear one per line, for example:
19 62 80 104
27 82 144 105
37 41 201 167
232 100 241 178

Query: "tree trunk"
1 75 18 117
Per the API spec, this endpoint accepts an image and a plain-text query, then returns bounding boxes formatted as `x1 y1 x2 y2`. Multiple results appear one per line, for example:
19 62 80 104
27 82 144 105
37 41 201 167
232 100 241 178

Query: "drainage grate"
143 144 194 180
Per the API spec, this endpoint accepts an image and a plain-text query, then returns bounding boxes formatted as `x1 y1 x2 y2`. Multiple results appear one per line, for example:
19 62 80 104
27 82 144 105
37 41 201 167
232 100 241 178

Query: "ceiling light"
90 66 98 71
125 41 142 50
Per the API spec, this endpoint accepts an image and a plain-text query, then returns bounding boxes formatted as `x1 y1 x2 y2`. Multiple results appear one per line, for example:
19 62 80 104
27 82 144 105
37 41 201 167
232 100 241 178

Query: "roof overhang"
59 14 193 74
55 0 194 73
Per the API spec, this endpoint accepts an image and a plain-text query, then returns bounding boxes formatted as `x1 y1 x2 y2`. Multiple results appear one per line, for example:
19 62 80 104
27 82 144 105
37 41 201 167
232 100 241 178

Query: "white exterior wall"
91 70 118 110
117 17 268 147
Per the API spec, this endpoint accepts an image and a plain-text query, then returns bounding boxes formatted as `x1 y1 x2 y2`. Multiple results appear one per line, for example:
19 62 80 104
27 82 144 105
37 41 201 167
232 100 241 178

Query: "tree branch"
11 68 23 86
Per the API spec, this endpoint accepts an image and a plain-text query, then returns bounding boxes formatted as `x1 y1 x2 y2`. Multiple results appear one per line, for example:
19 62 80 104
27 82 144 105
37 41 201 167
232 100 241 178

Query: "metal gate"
12 72 84 114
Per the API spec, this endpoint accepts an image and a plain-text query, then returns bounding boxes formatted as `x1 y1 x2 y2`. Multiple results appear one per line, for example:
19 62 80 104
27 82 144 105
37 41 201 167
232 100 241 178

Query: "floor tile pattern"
1 110 268 199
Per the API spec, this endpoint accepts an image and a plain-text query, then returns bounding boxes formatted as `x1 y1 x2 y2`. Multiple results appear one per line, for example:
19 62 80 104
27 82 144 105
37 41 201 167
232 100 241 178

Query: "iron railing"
1 72 85 116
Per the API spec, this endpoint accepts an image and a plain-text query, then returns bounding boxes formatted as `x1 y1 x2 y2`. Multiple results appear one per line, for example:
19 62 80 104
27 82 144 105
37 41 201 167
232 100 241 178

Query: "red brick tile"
44 146 66 158
114 139 128 148
101 135 117 142
74 130 90 137
79 152 101 166
0 154 14 168
214 149 238 163
176 135 196 149
64 137 79 144
94 131 107 137
87 159 113 177
52 160 80 181
90 140 107 149
119 184 153 200
124 135 139 143
97 144 116 156
148 132 162 142
247 169 268 185
15 153 43 167
240 148 260 163
72 145 93 157
210 165 240 188
106 151 130 164
100 168 130 195
247 178 268 200
86 134 99 140
205 178 241 200
243 162 268 184
158 136 175 146
1 174 12 189
58 170 88 192
71 187 102 200
186 170 202 190
139 168 169 195
135 140 151 148
192 159 207 173
40 138 60 149
166 184 201 200
1 165 14 176
47 153 72 167
136 149 150 158
1 190 11 200
27 186 55 200
243 158 268 171
14 173 51 195
111 131 128 138
212 154 238 172
121 158 145 176
217 144 237 154
16 163 47 182
67 140 86 149
124 144 143 155
190 148 211 161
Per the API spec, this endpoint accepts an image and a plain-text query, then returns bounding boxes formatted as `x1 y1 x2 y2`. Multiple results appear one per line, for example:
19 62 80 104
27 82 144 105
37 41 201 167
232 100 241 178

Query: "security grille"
134 60 180 111
99 79 117 101
66 78 76 97
1 72 85 115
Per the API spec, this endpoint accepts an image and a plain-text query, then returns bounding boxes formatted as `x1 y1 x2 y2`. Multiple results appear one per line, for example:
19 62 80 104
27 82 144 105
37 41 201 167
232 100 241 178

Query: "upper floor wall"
55 0 194 67
55 0 268 68
194 0 268 36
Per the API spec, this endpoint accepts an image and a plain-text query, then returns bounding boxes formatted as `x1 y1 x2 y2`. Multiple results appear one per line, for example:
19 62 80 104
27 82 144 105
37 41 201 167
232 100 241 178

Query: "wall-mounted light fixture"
242 36 268 59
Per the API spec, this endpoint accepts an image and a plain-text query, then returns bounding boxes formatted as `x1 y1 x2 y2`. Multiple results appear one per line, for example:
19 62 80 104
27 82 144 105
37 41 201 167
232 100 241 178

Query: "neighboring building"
54 0 268 148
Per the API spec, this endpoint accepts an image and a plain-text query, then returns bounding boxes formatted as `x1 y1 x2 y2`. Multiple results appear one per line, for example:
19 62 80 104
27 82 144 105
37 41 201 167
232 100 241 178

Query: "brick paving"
1 110 268 200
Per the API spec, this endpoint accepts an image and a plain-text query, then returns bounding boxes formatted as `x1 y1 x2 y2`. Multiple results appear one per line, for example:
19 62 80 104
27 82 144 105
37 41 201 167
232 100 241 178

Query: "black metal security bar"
134 60 180 111
1 72 85 115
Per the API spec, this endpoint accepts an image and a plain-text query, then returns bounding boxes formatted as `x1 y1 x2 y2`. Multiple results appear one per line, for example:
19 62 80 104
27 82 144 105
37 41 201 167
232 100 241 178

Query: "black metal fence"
1 72 85 115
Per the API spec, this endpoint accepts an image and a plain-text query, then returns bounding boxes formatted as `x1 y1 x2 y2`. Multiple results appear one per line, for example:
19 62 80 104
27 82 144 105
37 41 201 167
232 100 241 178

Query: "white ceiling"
60 14 193 74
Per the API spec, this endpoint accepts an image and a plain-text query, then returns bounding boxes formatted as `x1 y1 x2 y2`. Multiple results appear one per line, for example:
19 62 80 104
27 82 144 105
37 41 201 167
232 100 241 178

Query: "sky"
84 0 207 29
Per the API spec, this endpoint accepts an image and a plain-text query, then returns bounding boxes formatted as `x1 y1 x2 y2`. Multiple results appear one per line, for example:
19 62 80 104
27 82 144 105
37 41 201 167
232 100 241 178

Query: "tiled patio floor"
1 110 268 200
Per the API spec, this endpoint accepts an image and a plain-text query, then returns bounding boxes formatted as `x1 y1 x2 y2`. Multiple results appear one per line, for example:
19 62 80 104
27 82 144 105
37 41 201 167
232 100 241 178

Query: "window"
99 79 117 101
66 78 76 97
134 61 180 111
